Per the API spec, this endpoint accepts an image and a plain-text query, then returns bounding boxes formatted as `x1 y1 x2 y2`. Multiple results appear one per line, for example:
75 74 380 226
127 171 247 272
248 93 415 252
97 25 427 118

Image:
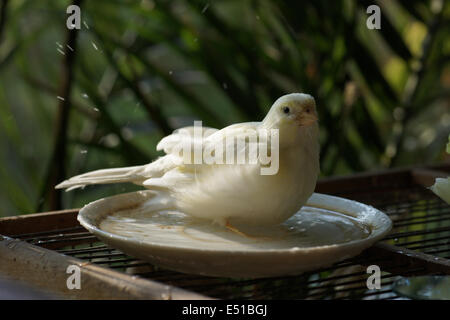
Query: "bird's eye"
305 108 311 113
283 106 290 114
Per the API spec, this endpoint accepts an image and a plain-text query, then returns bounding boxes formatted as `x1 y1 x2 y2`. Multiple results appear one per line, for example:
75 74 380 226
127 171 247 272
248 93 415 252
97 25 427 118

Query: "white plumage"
56 93 320 227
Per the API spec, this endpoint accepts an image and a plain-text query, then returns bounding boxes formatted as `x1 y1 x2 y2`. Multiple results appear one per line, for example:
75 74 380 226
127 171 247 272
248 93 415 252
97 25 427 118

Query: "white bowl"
78 191 392 278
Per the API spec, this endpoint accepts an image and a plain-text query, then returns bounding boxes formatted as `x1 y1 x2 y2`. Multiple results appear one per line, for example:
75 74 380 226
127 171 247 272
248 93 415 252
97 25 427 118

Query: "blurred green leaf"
0 0 449 215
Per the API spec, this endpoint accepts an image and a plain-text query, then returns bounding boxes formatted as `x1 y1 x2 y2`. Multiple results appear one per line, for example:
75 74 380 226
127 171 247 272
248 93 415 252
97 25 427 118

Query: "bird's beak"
295 113 318 126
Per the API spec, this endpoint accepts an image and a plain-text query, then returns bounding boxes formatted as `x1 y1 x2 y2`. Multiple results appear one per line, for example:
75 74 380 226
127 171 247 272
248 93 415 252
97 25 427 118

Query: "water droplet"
121 127 134 140
201 3 210 14
101 133 120 148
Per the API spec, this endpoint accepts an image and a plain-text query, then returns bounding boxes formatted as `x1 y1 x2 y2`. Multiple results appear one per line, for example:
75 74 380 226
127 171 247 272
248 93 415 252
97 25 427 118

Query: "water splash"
201 3 210 14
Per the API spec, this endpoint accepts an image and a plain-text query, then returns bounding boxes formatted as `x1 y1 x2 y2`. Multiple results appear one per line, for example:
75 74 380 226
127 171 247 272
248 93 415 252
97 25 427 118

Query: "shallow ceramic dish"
78 191 392 278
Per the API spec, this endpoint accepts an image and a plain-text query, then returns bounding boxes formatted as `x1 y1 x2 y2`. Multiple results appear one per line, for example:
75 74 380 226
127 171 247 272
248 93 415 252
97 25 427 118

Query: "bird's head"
262 93 318 129
261 93 319 148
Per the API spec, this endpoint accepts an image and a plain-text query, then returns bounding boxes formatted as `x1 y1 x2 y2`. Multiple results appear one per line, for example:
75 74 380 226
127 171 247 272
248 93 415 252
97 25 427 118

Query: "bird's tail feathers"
55 165 147 191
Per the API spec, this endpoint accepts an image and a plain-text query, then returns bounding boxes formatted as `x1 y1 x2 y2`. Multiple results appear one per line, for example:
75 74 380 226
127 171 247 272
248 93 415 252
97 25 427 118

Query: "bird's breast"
173 140 319 226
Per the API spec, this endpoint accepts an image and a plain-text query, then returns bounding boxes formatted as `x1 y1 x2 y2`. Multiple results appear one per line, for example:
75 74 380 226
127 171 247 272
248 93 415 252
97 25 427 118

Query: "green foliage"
0 0 449 215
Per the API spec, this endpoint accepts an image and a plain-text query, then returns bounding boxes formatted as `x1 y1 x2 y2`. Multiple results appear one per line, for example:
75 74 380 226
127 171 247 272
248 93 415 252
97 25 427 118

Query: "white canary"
56 93 320 227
